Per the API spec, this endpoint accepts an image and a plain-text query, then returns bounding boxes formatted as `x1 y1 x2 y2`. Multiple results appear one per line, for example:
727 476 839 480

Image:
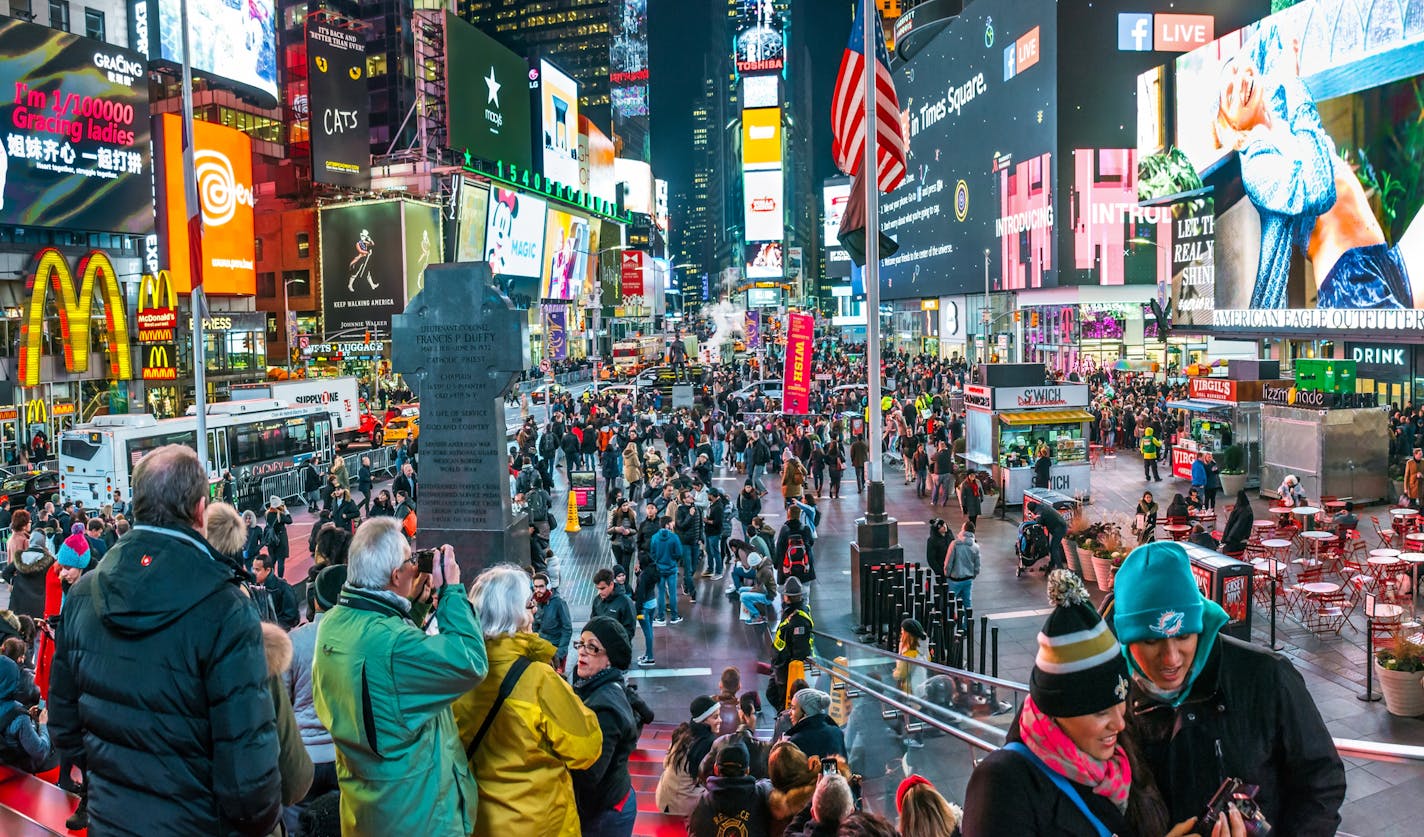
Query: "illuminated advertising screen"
453 179 489 263
745 241 783 279
1169 0 1424 331
319 201 404 336
307 20 369 188
615 158 654 215
743 169 784 242
823 181 850 248
733 0 785 74
135 0 278 100
610 0 649 118
539 59 581 191
541 208 590 300
484 187 548 278
444 12 533 172
402 201 442 301
0 18 152 234
741 107 782 169
878 0 1058 299
743 75 779 109
582 117 618 203
154 114 255 294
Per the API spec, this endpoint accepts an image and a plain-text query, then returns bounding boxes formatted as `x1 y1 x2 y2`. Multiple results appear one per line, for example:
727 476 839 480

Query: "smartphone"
822 756 838 775
415 548 437 574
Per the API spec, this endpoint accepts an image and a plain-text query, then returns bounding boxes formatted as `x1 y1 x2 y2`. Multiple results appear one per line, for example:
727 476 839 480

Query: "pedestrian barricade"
856 561 968 669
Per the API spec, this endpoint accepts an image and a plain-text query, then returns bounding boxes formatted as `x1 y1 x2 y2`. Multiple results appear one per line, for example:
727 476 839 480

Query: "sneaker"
689 596 697 604
637 656 656 667
670 616 685 625
652 619 668 627
710 573 723 580
699 571 713 578
745 618 766 626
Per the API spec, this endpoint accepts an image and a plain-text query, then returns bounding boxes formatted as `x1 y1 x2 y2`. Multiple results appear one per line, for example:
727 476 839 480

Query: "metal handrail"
813 630 1030 694
816 631 1424 766
810 654 1002 753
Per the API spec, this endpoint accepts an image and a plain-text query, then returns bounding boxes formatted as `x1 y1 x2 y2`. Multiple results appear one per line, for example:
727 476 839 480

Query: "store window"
296 232 310 258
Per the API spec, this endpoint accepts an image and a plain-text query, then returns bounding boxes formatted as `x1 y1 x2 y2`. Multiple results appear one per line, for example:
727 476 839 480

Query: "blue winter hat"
1113 542 1204 645
56 533 90 569
0 657 17 701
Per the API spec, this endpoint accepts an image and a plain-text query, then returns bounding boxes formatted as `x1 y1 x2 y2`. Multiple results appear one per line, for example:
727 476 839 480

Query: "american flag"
831 2 906 193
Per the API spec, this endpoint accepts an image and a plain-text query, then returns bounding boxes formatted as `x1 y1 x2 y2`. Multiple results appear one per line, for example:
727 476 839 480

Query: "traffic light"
1030 311 1040 328
1013 310 1021 323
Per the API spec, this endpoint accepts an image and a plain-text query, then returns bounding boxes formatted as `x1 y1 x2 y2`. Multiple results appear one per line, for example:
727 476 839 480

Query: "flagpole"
179 0 209 468
862 0 883 489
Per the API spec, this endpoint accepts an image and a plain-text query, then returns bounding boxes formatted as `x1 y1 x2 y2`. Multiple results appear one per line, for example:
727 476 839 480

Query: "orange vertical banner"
782 311 814 415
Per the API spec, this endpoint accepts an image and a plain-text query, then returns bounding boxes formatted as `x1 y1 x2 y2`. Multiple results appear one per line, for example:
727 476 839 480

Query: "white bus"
57 399 335 508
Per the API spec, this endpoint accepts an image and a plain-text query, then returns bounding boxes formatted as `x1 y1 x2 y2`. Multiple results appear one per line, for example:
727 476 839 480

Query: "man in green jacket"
313 519 488 837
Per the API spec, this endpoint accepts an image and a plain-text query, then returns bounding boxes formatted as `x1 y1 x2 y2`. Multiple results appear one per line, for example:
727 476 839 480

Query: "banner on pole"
744 310 762 350
782 311 814 414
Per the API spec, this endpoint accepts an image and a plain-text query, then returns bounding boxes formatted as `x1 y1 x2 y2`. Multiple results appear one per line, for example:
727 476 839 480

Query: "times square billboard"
878 0 1268 300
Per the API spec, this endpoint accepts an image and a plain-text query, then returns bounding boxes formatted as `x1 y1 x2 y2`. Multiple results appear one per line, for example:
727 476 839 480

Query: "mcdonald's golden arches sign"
142 344 177 381
18 248 133 388
24 400 45 425
137 271 178 343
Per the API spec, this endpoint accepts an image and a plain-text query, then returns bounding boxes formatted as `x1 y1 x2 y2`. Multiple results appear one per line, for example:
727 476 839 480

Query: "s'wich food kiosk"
964 382 1093 504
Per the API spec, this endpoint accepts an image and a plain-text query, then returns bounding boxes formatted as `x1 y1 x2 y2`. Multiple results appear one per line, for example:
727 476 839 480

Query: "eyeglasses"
573 640 605 655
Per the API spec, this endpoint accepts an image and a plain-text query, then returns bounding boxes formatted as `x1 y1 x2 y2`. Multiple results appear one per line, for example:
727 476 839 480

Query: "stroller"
1015 518 1051 577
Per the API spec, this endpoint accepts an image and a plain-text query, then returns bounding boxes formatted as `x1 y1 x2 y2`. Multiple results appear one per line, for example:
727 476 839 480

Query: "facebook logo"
1118 13 1153 50
1004 44 1017 80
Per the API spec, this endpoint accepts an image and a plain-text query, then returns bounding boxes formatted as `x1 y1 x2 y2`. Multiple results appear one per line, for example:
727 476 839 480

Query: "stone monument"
392 262 531 575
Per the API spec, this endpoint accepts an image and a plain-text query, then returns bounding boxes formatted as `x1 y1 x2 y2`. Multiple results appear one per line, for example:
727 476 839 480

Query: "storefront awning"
997 409 1094 426
1167 399 1234 413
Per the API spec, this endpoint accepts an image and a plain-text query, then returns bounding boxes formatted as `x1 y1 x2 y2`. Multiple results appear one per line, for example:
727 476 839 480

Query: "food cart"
964 382 1093 504
1166 375 1278 489
1259 384 1389 504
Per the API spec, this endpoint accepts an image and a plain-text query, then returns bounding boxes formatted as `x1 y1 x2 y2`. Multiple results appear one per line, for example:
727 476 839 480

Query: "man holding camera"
313 519 488 836
1114 542 1345 836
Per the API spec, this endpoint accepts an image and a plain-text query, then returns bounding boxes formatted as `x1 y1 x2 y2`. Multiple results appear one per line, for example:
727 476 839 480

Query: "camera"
1199 778 1271 836
415 548 438 574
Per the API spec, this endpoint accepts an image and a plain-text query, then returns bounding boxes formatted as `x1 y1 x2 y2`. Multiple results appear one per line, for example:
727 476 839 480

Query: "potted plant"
1376 634 1424 717
1067 517 1095 583
1219 444 1247 497
1091 529 1126 593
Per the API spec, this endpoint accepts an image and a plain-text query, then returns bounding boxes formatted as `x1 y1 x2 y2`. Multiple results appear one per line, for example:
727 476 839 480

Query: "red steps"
0 766 81 835
632 722 683 836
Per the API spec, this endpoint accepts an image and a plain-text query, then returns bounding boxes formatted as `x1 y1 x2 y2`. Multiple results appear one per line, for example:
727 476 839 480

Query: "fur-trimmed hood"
768 782 816 819
261 621 293 678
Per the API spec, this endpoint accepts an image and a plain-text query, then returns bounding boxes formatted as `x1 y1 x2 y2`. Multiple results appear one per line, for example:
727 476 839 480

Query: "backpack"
527 489 550 523
402 510 418 538
782 534 811 580
264 523 283 550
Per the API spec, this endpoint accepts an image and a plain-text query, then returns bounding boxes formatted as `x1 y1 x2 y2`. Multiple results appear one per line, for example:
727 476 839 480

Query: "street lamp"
282 276 307 376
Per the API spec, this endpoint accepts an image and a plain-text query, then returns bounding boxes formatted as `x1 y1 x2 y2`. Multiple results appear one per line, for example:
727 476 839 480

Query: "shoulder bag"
464 656 533 761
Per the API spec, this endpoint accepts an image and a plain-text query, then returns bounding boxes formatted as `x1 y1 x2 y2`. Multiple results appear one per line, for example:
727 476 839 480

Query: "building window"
254 237 263 262
296 232 310 258
10 0 32 19
83 7 103 40
48 0 69 30
257 272 276 298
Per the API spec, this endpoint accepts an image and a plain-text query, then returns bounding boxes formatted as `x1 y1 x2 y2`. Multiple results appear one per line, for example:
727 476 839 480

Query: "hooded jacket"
261 622 313 806
651 528 682 575
945 532 981 580
453 633 601 837
48 523 284 837
9 532 54 619
687 773 773 837
571 667 637 822
782 712 846 761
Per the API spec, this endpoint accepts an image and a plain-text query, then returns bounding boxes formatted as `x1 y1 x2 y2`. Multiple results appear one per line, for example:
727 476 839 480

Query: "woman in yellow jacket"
457 565 603 836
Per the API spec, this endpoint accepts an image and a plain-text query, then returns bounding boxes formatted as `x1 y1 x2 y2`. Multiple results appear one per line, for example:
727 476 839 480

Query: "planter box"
1070 541 1095 584
1376 661 1424 717
1220 472 1247 498
1091 555 1116 592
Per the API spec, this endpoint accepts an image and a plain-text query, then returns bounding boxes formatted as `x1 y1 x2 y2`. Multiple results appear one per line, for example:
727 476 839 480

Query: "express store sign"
1188 377 1236 403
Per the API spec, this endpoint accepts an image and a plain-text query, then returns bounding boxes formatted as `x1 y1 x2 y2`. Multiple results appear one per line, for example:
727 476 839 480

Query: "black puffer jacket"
48 523 282 837
1128 636 1344 836
572 668 637 822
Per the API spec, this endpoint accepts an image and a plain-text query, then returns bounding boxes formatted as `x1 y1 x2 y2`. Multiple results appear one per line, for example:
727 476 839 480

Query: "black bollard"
1360 593 1381 702
991 627 1000 679
965 618 975 673
978 616 989 673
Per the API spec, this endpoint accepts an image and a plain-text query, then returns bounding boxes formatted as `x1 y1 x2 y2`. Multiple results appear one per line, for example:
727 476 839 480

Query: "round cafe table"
1292 506 1321 531
1400 552 1424 618
1371 548 1402 559
1268 506 1294 525
1405 532 1424 548
1300 581 1341 596
1324 500 1347 512
1252 520 1276 531
1252 559 1288 578
1391 508 1419 518
1300 530 1337 565
1163 524 1192 542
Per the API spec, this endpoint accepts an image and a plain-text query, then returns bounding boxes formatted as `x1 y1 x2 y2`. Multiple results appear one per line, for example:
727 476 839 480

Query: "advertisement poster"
453 179 489 263
744 310 762 349
734 0 785 74
1170 0 1424 330
444 12 532 171
1064 147 1172 287
145 0 277 99
782 312 814 414
742 107 782 169
615 158 654 214
620 250 645 298
402 201 442 301
609 0 649 118
484 188 548 278
0 18 153 234
544 309 568 360
584 119 618 203
1170 195 1215 328
744 169 784 242
541 208 590 300
540 60 581 191
746 241 783 279
878 0 1058 298
823 181 850 248
744 75 778 109
154 114 255 294
582 221 602 302
320 201 404 336
307 21 369 188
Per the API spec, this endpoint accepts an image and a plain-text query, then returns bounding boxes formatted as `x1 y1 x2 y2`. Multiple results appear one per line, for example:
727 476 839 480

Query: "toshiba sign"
1188 377 1236 402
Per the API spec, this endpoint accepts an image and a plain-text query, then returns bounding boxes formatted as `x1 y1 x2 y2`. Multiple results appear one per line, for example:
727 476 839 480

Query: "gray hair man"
312 518 487 836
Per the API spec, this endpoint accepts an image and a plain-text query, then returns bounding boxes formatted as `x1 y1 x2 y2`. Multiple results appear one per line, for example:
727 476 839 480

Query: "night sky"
649 0 851 220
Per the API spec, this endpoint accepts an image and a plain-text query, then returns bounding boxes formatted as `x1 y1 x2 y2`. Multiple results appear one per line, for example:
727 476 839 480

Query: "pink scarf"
1018 696 1132 813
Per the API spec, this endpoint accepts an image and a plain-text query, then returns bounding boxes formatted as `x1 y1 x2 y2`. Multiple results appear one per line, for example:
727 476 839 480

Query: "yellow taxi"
383 415 420 444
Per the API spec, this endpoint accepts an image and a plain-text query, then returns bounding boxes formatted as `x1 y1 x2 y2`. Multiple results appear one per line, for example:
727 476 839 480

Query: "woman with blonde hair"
895 776 962 837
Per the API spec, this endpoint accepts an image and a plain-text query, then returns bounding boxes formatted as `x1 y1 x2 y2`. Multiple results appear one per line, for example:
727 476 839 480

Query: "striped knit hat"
1030 570 1130 717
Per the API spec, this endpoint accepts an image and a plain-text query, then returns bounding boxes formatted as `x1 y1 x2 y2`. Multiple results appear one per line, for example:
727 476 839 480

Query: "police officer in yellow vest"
1141 427 1162 482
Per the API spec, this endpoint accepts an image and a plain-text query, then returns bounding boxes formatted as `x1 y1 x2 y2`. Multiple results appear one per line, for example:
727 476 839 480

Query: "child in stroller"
1015 518 1051 577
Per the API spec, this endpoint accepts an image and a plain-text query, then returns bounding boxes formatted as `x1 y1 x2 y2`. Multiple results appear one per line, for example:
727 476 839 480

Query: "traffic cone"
564 489 581 533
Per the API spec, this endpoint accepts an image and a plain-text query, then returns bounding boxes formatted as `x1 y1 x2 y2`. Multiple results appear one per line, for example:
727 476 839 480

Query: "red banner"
620 251 645 298
782 311 814 414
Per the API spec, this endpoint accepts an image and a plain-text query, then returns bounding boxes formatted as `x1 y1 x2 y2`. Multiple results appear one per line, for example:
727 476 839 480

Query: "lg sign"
1118 13 1213 52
